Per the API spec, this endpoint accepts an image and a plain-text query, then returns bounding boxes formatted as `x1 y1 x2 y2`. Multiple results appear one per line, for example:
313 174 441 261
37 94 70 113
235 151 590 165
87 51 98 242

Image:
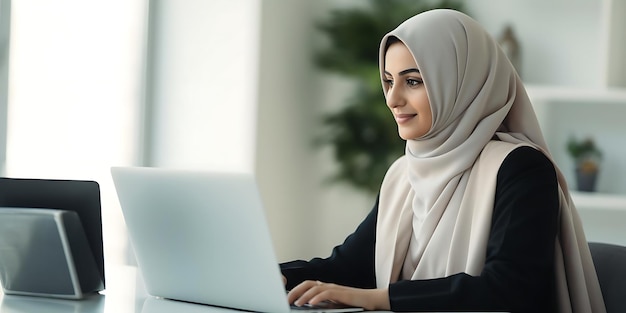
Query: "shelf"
571 191 626 247
571 191 626 211
525 85 626 103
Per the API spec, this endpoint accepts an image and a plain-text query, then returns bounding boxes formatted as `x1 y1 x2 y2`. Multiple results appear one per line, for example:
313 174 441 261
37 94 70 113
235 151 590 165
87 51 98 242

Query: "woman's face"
383 41 432 140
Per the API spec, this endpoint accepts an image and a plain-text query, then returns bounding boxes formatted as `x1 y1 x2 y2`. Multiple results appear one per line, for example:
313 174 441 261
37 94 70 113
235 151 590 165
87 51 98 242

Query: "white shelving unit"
467 0 626 244
503 0 626 208
526 84 626 245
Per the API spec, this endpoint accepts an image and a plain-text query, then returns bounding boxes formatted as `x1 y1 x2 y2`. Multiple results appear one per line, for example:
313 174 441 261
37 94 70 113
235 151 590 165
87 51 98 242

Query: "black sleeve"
389 146 559 312
280 197 379 290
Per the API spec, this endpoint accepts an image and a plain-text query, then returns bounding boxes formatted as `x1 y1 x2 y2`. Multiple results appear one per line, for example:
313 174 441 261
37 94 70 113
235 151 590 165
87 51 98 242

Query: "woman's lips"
395 114 417 124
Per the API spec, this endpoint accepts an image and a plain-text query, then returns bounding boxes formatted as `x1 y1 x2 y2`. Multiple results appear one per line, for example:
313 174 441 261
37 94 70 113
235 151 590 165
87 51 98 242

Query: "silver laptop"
111 167 362 313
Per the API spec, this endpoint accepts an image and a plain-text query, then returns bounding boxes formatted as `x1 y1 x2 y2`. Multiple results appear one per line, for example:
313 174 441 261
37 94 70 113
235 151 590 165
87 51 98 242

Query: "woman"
281 9 605 312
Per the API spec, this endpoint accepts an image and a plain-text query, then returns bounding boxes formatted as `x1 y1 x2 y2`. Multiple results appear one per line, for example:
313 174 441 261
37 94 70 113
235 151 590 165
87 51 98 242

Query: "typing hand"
286 280 390 311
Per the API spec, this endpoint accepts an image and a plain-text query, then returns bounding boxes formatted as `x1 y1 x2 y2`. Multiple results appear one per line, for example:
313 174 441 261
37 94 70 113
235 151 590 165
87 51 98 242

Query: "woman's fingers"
287 280 325 306
306 286 342 306
288 280 351 307
287 281 390 311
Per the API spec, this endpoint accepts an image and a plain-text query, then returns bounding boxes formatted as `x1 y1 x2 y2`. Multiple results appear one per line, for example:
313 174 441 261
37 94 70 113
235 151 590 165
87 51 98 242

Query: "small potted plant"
566 136 602 192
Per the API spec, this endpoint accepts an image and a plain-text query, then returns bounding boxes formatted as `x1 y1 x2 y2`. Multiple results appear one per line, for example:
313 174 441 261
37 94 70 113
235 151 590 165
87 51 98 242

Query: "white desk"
0 265 147 313
0 265 500 313
0 265 256 313
0 265 356 313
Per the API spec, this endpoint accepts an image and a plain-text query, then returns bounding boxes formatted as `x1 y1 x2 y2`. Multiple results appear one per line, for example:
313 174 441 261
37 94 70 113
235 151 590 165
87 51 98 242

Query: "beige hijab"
374 9 605 313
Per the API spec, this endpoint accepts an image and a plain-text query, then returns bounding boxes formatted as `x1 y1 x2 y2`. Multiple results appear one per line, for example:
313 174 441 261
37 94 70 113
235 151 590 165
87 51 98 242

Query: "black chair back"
589 242 626 313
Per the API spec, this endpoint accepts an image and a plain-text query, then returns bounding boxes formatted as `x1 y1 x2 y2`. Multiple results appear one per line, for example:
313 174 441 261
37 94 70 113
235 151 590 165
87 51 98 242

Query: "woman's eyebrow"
399 68 420 75
383 68 421 76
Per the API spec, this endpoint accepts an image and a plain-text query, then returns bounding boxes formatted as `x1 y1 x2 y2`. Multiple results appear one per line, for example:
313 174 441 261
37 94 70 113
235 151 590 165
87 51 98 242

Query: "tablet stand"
0 208 104 299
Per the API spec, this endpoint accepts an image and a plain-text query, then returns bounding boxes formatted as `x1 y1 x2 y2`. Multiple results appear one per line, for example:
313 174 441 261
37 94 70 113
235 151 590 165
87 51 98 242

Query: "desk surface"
0 265 146 313
0 265 386 313
0 265 501 313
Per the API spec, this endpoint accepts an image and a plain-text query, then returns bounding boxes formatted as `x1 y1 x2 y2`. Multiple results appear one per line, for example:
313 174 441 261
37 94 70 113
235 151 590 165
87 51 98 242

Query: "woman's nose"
386 86 403 109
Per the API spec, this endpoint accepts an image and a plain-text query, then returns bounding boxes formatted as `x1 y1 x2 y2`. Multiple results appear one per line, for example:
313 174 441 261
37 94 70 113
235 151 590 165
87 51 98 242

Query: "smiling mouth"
395 114 417 124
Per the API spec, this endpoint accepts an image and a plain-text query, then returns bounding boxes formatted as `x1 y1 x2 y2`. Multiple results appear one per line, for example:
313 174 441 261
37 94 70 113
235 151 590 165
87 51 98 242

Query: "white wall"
255 0 320 261
144 0 260 172
255 0 373 262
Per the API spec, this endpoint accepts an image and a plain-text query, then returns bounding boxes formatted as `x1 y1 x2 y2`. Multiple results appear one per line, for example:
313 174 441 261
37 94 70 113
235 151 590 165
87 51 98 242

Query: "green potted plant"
566 136 602 192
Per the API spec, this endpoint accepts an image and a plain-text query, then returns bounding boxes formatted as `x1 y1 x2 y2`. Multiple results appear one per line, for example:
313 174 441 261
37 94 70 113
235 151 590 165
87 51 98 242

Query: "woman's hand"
286 280 390 311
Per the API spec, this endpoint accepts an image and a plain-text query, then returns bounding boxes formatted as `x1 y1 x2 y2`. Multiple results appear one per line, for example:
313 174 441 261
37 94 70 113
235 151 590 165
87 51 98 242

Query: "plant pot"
575 168 598 192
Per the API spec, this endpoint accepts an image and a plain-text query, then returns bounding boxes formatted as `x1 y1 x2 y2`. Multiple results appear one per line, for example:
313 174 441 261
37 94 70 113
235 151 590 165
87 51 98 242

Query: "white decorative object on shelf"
498 25 521 77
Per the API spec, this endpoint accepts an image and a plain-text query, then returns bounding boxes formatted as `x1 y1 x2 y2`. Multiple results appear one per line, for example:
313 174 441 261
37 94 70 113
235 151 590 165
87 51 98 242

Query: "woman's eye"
383 79 394 87
407 78 422 87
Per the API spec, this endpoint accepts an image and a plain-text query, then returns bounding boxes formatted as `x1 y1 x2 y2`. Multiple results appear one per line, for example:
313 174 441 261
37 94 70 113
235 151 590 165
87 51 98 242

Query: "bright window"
5 0 148 265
